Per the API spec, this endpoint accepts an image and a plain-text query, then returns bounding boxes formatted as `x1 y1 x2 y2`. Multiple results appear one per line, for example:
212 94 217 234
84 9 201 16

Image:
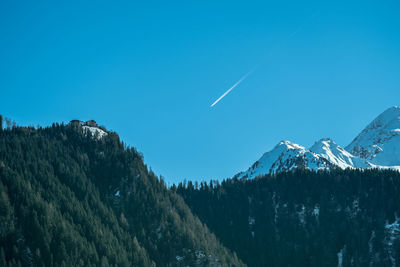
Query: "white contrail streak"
210 69 254 107
209 11 318 108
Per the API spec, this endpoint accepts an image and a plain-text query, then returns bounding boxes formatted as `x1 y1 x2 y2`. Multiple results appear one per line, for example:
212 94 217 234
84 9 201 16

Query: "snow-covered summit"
346 106 400 166
310 138 369 169
238 140 332 179
238 106 400 179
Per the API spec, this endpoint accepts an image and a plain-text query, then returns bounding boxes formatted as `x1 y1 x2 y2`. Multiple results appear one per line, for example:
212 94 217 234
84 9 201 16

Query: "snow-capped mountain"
310 138 370 169
238 141 332 179
238 106 400 179
346 106 400 167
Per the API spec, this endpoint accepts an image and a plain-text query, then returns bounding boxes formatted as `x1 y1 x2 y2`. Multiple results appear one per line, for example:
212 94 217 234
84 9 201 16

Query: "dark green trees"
177 169 400 267
0 123 243 267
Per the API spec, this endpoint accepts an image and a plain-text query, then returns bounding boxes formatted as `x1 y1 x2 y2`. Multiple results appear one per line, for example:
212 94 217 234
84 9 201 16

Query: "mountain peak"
346 106 400 165
310 138 336 150
366 106 400 131
310 138 369 169
238 106 400 179
276 140 304 150
238 140 331 179
319 137 333 141
312 138 335 147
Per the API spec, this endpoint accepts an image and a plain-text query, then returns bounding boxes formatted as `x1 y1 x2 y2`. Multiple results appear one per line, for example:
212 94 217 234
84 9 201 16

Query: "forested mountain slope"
177 170 400 267
0 122 243 267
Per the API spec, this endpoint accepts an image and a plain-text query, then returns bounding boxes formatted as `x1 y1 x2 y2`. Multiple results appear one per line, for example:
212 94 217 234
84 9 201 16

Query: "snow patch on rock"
346 106 400 166
82 125 107 139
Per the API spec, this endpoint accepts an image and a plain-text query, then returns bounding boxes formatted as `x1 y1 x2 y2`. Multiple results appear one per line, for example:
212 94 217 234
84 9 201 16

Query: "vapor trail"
209 11 318 108
210 69 255 108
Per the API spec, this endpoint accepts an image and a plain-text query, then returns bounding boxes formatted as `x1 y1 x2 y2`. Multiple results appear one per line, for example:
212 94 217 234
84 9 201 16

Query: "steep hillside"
0 122 244 267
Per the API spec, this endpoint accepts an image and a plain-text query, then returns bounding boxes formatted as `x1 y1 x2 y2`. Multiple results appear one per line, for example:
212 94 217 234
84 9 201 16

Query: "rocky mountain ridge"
239 106 400 179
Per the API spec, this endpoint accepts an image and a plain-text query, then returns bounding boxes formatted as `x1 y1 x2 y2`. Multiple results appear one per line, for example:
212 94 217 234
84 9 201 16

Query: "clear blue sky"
1 1 400 184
